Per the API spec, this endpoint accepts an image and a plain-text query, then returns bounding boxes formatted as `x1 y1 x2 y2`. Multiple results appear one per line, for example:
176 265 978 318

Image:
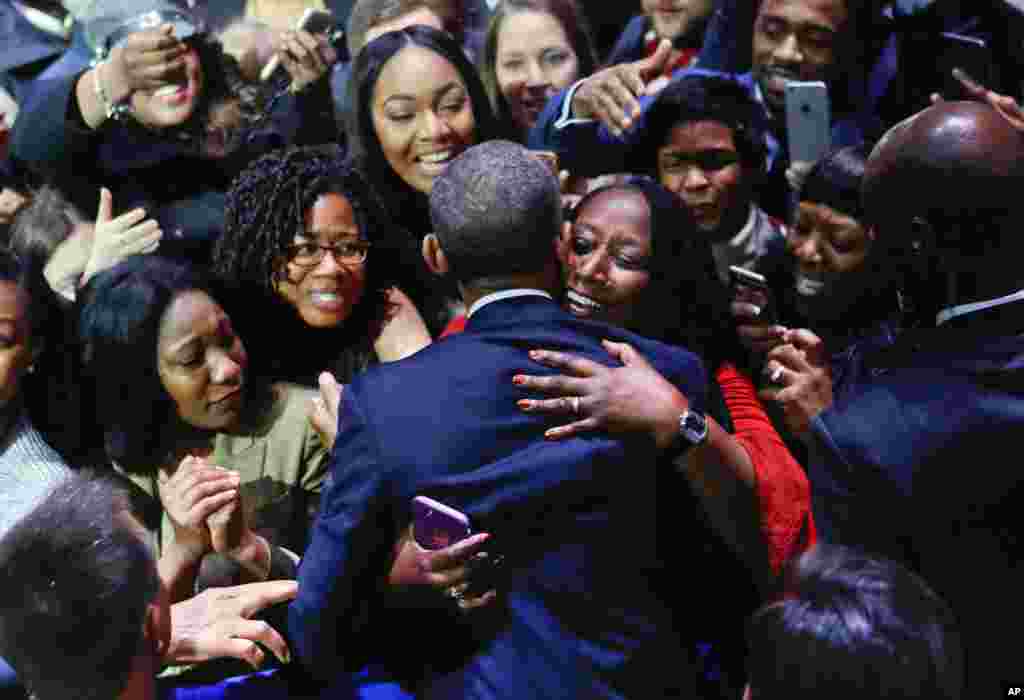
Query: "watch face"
682 410 708 444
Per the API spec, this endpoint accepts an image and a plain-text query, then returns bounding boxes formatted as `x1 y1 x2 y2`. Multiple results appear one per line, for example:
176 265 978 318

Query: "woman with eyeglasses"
214 146 430 389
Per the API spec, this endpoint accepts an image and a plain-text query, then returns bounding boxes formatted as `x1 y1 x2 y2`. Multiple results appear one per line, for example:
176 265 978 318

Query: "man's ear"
555 220 572 264
422 233 449 277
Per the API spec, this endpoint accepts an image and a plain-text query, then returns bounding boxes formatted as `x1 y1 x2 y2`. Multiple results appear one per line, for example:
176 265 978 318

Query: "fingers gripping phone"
729 265 776 324
784 81 831 167
260 8 345 81
412 496 506 597
412 495 472 550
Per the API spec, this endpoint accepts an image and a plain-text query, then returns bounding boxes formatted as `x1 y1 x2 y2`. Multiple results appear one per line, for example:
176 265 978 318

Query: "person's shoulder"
243 382 316 437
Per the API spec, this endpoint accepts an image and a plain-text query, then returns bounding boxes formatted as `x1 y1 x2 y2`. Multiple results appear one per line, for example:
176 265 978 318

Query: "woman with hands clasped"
76 256 328 607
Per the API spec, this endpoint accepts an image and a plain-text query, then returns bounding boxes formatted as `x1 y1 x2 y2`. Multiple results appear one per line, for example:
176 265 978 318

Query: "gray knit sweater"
0 413 71 537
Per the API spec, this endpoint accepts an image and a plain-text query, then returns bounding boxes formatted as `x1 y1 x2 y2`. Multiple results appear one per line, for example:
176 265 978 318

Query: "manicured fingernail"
529 350 542 360
750 305 762 317
517 399 532 409
513 375 525 385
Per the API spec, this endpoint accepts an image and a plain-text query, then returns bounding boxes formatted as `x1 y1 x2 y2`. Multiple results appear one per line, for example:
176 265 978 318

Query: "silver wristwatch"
678 409 708 447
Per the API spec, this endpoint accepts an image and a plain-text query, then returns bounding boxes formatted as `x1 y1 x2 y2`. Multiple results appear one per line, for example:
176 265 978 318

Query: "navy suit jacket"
289 296 708 699
808 304 1024 696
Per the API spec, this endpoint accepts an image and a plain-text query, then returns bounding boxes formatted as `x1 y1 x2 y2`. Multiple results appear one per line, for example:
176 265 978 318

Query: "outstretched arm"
515 340 773 587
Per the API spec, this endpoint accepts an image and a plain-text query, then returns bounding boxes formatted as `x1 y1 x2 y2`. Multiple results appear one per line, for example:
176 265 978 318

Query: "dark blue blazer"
0 0 76 105
808 303 1024 696
289 295 708 699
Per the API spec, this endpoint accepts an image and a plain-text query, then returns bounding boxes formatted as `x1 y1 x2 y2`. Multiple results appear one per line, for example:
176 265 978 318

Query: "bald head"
863 101 1024 239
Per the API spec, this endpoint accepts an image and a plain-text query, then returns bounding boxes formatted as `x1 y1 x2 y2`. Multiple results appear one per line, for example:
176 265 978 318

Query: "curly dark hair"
215 145 405 350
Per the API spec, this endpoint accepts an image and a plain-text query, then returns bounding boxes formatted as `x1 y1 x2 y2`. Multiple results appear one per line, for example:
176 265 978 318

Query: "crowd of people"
0 0 1022 698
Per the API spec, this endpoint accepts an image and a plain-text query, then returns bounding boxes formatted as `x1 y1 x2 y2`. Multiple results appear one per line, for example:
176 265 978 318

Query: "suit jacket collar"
464 294 567 332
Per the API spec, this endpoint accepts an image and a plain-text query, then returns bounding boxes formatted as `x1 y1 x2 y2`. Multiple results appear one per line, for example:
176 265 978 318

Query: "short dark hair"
799 143 872 224
76 256 218 470
746 544 964 700
347 25 500 226
215 146 402 337
643 73 769 175
568 176 737 366
479 0 597 136
346 0 464 58
0 472 159 700
430 140 560 284
8 185 86 262
0 245 57 352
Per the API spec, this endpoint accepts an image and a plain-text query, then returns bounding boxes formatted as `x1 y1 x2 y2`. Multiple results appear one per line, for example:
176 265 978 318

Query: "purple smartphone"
412 496 472 550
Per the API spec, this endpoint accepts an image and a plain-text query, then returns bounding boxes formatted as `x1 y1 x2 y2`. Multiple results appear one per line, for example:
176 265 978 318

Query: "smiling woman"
215 146 430 386
347 25 499 242
479 0 597 139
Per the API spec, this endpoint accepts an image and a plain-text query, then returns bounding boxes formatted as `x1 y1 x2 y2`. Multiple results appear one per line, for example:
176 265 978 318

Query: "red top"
715 362 816 575
440 314 467 338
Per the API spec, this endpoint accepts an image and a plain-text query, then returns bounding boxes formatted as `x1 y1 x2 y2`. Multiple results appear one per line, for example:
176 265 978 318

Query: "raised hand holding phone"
729 265 787 354
784 81 830 169
263 8 343 89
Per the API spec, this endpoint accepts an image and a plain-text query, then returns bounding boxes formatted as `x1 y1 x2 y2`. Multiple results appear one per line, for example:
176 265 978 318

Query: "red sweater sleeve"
715 363 816 575
440 314 468 338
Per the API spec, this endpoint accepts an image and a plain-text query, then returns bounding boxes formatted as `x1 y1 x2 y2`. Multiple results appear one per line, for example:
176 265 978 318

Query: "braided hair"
217 144 402 322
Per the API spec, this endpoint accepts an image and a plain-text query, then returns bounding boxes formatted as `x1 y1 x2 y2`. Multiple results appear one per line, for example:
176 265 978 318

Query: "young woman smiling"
346 25 500 329
216 147 430 387
479 0 597 139
347 25 500 241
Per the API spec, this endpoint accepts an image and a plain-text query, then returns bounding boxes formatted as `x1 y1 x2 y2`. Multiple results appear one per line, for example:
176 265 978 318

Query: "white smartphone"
260 8 338 82
784 81 831 166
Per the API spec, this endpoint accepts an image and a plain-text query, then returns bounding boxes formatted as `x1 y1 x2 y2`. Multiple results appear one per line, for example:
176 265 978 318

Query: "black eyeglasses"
286 239 371 267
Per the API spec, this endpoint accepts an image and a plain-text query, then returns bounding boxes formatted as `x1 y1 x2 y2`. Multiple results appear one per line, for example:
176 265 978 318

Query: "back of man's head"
746 544 963 700
429 140 561 286
863 101 1024 260
0 473 158 700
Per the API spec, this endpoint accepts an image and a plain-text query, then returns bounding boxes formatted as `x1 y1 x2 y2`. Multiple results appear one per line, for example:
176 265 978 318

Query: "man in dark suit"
763 101 1024 697
288 141 710 698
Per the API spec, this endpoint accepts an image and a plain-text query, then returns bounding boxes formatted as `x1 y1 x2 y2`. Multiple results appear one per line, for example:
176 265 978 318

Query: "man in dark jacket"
289 141 710 698
763 100 1024 696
